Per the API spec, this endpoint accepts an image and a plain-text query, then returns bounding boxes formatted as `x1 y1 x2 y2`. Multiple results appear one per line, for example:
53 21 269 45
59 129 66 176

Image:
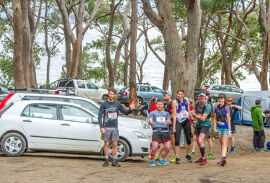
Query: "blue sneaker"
229 148 235 154
158 159 169 165
150 161 156 167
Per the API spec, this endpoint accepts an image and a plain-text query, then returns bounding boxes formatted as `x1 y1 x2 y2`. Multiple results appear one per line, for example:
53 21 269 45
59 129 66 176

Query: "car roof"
13 100 83 107
210 84 240 88
15 93 99 104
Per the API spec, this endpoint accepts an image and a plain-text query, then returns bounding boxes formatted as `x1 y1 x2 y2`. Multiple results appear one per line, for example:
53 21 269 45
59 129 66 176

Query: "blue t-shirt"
149 110 170 132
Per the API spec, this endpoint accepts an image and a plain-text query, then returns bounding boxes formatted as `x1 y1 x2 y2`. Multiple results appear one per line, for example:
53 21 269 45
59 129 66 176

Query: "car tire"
136 97 143 107
109 139 130 162
1 133 27 157
102 95 108 101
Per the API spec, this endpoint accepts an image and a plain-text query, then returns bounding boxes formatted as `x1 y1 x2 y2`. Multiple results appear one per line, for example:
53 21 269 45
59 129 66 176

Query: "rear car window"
59 80 74 88
140 86 150 92
0 102 14 115
22 104 57 120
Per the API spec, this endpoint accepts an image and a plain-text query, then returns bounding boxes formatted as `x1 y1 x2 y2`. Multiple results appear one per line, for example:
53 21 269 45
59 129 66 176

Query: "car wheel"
109 139 130 162
136 97 143 107
1 133 26 157
102 95 108 101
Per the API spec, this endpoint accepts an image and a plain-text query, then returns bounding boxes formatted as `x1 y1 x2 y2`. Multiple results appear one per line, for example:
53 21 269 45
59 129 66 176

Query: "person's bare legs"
104 141 110 157
221 136 228 157
207 138 214 154
157 134 176 158
151 141 159 161
197 133 206 158
161 141 171 160
191 135 197 153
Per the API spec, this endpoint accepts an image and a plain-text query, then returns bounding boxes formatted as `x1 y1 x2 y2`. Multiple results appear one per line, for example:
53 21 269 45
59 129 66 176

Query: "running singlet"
149 110 170 132
215 105 230 128
176 98 189 123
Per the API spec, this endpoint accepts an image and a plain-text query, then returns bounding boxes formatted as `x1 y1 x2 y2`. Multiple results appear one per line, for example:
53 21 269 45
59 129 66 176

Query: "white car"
0 97 151 161
48 79 109 102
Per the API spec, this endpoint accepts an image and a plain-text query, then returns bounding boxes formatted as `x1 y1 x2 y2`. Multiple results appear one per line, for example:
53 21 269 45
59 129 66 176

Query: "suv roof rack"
137 82 150 85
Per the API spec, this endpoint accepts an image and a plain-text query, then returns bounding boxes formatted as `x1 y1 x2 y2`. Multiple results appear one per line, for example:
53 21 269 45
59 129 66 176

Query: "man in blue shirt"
148 99 171 167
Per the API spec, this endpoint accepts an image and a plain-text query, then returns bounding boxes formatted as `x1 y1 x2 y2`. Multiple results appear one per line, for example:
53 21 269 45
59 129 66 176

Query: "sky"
35 27 263 92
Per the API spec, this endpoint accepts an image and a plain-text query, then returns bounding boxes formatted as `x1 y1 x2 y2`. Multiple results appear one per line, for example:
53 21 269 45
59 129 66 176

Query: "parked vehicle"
0 94 152 161
47 79 108 103
117 83 164 107
201 84 244 102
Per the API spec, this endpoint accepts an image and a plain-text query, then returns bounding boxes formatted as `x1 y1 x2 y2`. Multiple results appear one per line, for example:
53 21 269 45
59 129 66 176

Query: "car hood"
118 116 143 130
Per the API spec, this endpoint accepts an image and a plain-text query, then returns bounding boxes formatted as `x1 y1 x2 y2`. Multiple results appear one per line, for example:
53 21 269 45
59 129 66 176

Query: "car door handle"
23 120 32 123
61 123 70 126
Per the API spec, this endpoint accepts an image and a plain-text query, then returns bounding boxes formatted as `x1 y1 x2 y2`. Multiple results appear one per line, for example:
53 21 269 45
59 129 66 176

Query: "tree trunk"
184 0 202 96
12 0 25 89
142 0 201 98
163 59 169 90
44 1 50 85
64 31 72 76
129 0 137 103
105 0 115 88
21 0 31 88
261 32 269 90
124 38 129 87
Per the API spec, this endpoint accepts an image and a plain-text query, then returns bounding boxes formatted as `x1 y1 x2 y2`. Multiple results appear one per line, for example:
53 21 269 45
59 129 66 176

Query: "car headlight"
133 131 147 139
141 120 151 129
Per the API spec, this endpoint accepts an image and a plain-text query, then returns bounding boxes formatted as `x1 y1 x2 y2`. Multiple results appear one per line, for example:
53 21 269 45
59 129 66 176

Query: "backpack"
215 105 229 122
176 98 189 113
195 101 211 119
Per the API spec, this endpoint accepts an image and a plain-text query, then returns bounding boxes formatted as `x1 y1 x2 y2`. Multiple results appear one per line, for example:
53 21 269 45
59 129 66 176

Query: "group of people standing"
98 87 269 168
147 89 242 167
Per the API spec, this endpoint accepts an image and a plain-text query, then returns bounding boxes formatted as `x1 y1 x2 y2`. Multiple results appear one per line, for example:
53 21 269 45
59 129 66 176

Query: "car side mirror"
92 117 99 124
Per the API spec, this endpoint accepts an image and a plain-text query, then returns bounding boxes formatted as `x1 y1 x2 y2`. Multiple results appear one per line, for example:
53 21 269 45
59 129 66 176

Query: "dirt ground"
0 125 269 183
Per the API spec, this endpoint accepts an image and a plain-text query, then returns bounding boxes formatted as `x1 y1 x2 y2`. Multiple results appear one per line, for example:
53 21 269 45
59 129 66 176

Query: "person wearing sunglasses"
226 97 242 154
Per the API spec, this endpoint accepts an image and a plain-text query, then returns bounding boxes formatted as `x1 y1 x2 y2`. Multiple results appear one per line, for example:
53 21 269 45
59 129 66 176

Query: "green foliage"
0 54 13 88
201 0 237 13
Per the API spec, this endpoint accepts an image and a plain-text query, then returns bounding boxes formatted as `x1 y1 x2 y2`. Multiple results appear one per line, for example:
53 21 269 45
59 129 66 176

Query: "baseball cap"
218 93 226 98
198 92 206 97
163 90 172 96
255 100 261 105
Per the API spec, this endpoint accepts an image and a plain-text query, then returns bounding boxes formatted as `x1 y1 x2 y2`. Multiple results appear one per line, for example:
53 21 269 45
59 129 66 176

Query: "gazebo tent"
235 91 270 125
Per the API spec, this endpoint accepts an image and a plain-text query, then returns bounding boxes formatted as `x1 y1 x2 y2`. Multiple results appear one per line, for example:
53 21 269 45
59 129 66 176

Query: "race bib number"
108 112 117 120
156 117 166 123
180 111 189 119
177 111 189 121
217 122 225 126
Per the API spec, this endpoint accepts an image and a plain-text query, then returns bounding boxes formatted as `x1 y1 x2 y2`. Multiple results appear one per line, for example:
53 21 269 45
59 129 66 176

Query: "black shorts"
152 131 170 142
195 125 210 136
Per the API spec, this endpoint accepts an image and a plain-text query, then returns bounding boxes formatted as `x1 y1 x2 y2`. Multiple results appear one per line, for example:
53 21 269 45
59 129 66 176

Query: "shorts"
217 127 229 136
102 128 119 142
231 122 236 133
195 125 210 136
152 131 170 142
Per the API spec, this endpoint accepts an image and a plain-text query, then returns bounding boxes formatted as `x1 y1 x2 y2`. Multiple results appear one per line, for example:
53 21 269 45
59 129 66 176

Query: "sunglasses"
227 100 233 102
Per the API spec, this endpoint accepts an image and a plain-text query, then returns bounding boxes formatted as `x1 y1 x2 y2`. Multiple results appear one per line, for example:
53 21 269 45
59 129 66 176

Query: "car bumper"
131 139 151 156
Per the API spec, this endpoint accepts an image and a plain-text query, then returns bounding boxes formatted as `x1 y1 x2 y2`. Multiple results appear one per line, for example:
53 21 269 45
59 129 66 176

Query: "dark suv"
117 83 164 107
